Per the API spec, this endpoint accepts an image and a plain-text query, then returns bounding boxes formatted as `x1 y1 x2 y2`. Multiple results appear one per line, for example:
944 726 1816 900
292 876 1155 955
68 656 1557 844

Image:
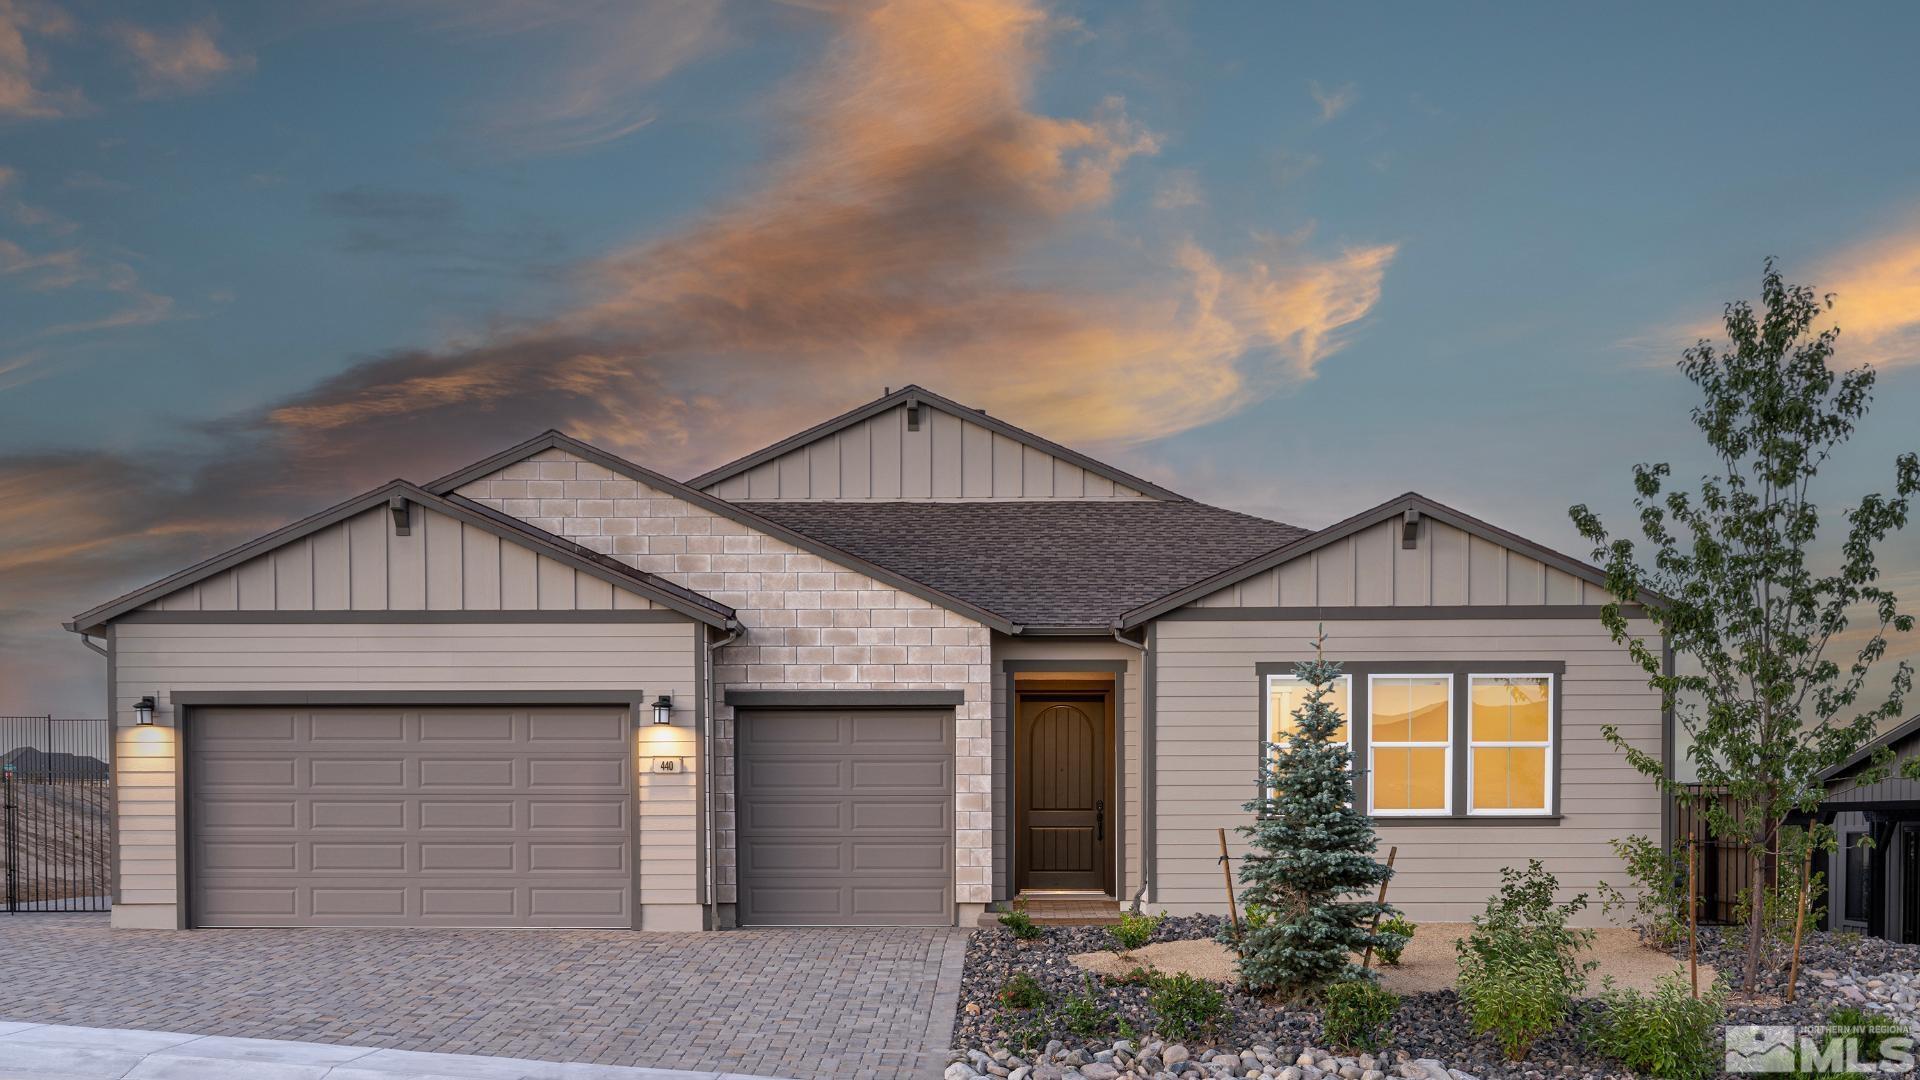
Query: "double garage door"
187 703 956 928
189 705 634 928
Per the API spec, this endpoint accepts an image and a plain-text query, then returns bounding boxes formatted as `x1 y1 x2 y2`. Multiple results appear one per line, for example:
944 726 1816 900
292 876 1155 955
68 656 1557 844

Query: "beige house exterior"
69 386 1668 931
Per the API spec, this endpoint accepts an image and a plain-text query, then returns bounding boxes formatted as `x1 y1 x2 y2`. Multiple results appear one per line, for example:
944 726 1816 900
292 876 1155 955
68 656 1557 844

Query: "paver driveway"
0 916 968 1080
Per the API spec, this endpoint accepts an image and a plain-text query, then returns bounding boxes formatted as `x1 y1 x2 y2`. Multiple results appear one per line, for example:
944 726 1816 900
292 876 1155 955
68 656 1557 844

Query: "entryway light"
651 695 674 725
134 696 156 725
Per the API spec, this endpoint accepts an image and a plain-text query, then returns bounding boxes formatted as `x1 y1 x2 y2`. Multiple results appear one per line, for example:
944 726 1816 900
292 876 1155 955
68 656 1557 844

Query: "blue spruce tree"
1234 635 1397 998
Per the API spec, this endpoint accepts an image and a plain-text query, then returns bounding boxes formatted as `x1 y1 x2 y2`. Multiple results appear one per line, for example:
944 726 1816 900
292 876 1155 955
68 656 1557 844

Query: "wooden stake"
1687 834 1699 998
1218 828 1241 936
1360 845 1399 972
1786 842 1813 1005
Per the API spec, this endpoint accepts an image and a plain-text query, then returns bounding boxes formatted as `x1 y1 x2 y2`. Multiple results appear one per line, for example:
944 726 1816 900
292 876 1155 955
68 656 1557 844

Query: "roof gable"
426 430 1020 633
69 480 734 634
1118 492 1655 627
688 385 1184 502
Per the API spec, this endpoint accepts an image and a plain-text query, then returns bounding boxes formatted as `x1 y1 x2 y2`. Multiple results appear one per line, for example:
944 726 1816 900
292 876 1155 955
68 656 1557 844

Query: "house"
1815 714 1920 942
66 385 1666 931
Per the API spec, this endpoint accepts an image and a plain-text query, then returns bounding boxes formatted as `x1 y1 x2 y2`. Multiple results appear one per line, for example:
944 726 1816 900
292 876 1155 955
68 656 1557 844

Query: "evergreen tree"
1234 636 1397 998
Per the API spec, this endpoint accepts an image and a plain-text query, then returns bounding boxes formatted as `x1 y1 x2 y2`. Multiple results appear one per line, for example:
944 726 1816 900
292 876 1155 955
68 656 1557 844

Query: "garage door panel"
191 705 633 928
737 708 953 926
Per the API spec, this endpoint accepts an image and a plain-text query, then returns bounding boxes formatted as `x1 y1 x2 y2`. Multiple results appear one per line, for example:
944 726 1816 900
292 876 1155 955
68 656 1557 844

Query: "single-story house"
1815 714 1920 942
67 385 1666 931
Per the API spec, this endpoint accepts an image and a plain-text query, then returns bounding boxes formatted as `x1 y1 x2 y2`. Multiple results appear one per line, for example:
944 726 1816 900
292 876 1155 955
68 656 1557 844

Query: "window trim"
1366 673 1455 817
1465 673 1555 817
1251 660 1566 823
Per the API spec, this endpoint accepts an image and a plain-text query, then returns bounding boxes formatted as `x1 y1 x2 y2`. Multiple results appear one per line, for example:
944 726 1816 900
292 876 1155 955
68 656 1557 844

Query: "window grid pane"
1268 675 1350 748
1368 675 1450 815
1468 675 1551 814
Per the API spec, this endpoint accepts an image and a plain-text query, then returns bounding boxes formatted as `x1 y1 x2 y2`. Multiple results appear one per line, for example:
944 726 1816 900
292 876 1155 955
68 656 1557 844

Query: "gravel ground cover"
952 917 1920 1080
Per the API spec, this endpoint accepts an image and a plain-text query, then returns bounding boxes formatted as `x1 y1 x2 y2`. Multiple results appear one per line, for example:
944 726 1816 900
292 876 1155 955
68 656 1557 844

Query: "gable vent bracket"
390 495 412 536
1401 507 1421 549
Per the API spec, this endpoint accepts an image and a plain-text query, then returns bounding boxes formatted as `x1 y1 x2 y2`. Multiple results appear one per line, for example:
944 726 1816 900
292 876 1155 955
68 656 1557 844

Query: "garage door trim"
175 690 648 929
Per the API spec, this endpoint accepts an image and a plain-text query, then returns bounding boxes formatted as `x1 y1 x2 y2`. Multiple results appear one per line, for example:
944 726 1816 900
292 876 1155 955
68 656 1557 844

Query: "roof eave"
686 384 1189 502
1115 491 1665 629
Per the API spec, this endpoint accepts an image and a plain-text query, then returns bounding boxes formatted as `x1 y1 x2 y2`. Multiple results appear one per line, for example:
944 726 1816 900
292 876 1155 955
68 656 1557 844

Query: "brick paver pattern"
0 917 969 1080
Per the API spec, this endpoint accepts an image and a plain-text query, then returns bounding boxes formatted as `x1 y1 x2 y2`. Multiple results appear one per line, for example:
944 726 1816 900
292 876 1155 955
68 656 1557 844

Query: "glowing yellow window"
1267 674 1351 749
1368 675 1451 814
1469 675 1552 814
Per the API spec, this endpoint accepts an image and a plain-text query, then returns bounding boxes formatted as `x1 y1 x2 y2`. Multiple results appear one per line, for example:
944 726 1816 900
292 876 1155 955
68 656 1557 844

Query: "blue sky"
2 0 1918 713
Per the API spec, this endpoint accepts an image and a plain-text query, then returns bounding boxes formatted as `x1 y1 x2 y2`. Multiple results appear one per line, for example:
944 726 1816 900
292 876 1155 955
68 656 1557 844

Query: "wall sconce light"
134 695 156 725
651 694 674 725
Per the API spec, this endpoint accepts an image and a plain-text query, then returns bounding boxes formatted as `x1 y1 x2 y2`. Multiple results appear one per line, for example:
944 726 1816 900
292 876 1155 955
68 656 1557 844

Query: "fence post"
3 763 15 914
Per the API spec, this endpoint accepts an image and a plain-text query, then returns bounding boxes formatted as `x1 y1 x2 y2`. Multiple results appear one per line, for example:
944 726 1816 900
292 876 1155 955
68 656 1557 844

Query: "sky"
2 0 1918 716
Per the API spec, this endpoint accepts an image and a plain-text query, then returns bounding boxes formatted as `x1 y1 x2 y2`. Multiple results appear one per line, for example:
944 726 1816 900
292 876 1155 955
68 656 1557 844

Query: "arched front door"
1016 695 1111 892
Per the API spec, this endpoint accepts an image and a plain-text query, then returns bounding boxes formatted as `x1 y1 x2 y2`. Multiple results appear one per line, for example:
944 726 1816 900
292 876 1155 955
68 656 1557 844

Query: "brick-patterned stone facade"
455 447 993 907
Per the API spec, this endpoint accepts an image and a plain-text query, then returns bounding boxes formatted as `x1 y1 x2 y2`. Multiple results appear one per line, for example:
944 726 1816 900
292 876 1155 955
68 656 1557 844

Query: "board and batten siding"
140 503 660 613
1188 519 1605 609
1151 616 1662 924
701 403 1153 502
991 635 1144 902
109 619 699 930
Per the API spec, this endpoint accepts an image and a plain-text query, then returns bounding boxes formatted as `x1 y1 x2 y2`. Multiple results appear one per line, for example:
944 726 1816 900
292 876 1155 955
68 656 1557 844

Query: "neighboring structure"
67 386 1666 931
1818 715 1920 942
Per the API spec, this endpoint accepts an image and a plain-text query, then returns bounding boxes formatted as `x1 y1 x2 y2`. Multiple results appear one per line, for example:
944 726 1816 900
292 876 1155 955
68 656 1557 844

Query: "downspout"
77 633 108 659
1111 624 1150 905
704 620 741 927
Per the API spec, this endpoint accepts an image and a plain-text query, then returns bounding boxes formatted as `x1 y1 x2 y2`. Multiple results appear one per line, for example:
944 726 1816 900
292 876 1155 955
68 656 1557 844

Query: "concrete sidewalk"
0 1021 796 1080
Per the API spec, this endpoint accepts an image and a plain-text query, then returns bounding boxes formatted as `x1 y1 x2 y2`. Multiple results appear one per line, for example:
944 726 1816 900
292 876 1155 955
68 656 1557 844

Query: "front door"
1016 694 1109 892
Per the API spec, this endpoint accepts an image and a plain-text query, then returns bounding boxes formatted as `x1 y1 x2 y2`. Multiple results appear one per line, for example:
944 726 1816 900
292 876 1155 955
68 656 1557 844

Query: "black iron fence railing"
1 715 111 913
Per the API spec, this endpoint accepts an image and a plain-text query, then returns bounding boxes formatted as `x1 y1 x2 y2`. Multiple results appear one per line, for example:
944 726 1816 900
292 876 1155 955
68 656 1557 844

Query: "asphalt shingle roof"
740 500 1310 628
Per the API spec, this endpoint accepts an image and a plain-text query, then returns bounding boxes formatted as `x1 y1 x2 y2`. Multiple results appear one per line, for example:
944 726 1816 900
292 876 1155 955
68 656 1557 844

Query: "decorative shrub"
1108 911 1162 952
1455 861 1596 1060
1823 1005 1908 1064
1063 975 1131 1038
1599 834 1689 948
998 971 1047 1010
998 908 1044 940
1374 917 1415 966
1583 972 1726 1080
1146 971 1226 1041
1321 978 1398 1052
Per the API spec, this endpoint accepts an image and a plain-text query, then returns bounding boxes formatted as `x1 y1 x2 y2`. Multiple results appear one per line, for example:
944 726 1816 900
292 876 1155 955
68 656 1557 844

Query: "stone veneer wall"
455 447 994 908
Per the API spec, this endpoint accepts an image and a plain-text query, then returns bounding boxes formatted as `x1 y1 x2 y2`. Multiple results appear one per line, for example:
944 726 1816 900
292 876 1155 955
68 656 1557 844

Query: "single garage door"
736 708 954 926
189 704 633 928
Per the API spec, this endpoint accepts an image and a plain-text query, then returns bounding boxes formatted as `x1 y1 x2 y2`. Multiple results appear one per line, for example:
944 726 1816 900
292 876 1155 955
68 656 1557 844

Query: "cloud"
109 19 252 97
0 0 81 118
1309 80 1355 122
0 0 1394 712
426 0 725 156
312 186 568 268
1631 215 1920 371
1154 169 1204 210
1814 220 1920 370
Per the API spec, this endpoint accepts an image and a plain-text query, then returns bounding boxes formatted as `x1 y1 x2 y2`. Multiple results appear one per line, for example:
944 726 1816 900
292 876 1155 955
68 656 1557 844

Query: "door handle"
1095 799 1105 842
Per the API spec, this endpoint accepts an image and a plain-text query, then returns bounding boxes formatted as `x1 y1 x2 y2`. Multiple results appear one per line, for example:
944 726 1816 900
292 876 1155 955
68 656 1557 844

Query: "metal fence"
1 716 111 913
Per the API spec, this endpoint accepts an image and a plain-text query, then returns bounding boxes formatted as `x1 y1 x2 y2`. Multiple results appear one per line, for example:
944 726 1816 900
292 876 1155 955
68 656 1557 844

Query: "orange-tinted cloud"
0 0 80 118
1815 221 1920 370
109 19 252 97
0 0 1396 712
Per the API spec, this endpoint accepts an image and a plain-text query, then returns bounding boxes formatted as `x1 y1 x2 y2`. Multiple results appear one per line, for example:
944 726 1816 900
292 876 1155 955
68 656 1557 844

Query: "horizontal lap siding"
111 620 699 919
1152 617 1661 925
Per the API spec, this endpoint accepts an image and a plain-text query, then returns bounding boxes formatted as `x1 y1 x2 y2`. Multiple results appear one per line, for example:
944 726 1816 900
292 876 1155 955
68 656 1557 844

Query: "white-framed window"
1467 674 1553 815
1367 674 1452 816
1266 673 1352 751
